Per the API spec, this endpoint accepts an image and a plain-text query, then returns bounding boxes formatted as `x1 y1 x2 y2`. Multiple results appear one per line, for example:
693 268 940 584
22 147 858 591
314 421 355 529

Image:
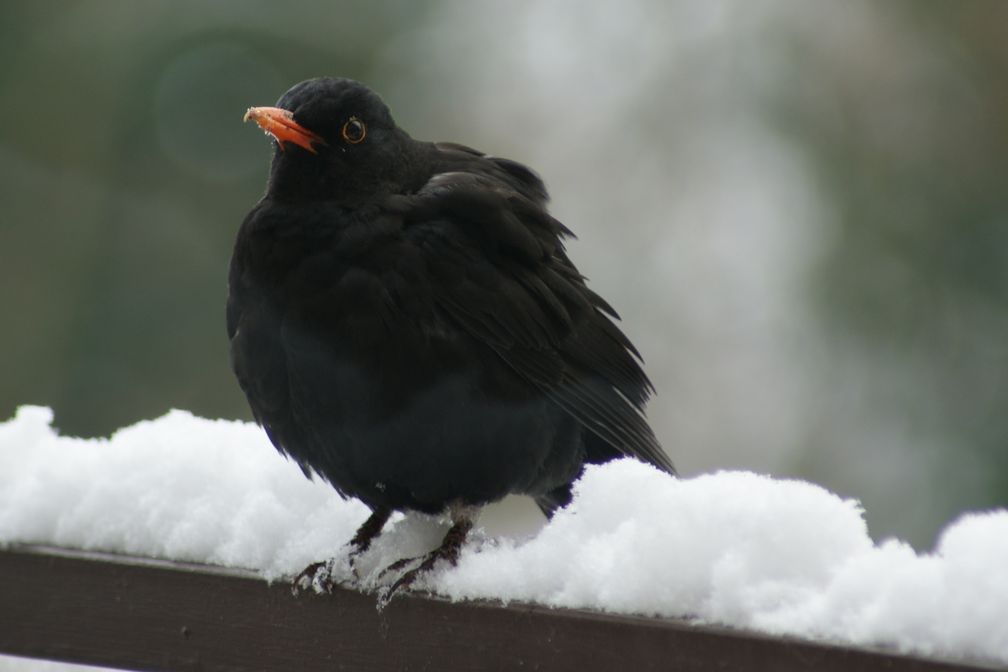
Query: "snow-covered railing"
0 544 996 672
3 408 1007 669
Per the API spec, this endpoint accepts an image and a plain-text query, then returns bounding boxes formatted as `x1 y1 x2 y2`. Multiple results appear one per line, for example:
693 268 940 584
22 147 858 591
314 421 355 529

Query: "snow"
1 406 1006 666
0 406 367 578
0 658 114 672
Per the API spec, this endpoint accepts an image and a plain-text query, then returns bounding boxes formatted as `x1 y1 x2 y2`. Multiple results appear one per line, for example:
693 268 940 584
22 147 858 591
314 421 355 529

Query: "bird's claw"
291 560 331 595
375 517 474 605
376 553 424 580
291 534 376 595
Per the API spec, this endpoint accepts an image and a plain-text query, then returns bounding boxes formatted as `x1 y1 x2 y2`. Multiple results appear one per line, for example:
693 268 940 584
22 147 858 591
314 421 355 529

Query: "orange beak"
243 106 326 154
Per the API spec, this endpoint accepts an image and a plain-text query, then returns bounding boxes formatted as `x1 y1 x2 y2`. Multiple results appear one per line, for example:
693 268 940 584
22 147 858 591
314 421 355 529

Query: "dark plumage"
229 77 675 590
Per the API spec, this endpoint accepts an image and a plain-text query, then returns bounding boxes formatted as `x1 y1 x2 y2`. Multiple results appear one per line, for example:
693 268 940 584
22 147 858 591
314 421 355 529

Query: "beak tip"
243 105 323 153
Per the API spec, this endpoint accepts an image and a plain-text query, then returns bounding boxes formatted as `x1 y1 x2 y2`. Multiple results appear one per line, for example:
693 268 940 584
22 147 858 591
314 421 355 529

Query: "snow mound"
0 406 369 577
434 462 1008 663
1 406 1005 665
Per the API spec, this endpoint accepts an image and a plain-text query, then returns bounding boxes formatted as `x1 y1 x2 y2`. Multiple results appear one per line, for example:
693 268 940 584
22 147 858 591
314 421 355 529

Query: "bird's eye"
341 117 366 144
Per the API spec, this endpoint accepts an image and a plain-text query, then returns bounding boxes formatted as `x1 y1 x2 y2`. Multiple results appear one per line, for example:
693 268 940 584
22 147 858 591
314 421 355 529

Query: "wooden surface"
0 544 1000 672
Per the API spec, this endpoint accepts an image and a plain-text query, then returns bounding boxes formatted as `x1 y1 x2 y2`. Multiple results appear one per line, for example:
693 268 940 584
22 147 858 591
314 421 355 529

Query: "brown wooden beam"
0 544 999 672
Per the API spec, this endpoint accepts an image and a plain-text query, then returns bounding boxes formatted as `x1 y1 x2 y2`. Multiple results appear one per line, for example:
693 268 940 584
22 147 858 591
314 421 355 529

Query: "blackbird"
230 77 675 591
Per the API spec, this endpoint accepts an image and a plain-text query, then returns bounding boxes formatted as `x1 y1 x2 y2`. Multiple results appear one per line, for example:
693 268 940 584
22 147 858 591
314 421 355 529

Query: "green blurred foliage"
1 1 426 432
774 2 1008 515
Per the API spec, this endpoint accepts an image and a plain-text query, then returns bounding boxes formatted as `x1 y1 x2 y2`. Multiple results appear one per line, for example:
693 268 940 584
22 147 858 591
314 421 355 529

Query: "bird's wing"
386 166 675 474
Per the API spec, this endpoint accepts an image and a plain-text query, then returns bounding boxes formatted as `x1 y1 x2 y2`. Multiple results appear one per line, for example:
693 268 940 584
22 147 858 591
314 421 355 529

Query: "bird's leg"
380 504 477 600
292 506 392 593
346 506 392 573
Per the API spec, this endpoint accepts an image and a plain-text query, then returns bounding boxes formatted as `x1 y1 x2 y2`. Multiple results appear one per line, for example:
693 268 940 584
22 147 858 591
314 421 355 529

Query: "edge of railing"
0 544 1001 672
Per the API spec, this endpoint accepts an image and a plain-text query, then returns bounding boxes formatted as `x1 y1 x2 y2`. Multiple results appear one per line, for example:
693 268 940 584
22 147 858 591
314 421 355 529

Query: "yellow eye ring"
341 117 366 144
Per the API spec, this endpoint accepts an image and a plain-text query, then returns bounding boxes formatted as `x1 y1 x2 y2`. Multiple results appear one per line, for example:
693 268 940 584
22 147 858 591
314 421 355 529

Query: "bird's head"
244 77 422 203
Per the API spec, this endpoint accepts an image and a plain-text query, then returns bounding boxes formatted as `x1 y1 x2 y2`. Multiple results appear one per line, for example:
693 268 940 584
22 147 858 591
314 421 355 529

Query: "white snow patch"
1 406 1005 666
0 406 368 579
433 463 1008 663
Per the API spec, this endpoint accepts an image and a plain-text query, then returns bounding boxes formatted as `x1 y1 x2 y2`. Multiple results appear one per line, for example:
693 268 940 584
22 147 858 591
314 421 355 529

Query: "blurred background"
2 0 1006 551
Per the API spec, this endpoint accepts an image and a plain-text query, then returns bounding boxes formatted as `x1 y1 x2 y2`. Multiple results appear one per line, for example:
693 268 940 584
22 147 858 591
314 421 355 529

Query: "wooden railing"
0 544 1000 672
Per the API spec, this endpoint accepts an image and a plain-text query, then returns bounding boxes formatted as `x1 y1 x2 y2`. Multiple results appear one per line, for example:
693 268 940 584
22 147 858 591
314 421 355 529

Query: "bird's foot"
291 548 370 595
377 516 473 607
291 507 393 595
292 560 333 595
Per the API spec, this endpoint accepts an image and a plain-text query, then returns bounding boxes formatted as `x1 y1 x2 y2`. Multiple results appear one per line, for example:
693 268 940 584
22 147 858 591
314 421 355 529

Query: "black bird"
229 77 675 591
